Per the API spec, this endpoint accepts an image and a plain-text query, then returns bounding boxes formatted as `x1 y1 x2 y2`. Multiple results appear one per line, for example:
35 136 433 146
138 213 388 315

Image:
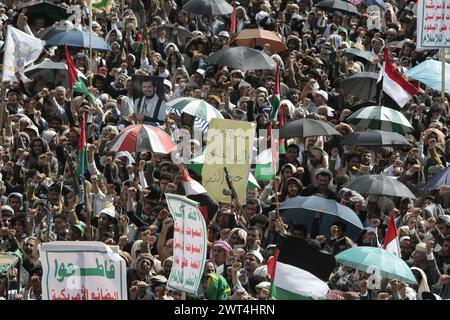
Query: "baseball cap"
313 89 328 101
218 31 230 38
163 79 172 90
195 69 205 78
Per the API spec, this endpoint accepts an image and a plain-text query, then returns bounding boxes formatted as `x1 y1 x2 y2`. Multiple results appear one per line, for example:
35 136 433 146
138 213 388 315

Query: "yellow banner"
202 119 255 204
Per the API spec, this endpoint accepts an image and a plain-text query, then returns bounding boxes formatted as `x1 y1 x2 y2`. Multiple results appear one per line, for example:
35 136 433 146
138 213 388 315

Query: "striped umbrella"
106 125 177 154
166 98 224 122
345 106 413 134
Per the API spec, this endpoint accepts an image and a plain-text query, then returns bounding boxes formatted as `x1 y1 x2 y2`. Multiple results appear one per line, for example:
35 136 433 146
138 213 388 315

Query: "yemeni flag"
270 237 336 300
383 216 400 256
229 0 237 34
255 124 279 181
65 45 96 102
378 48 418 109
269 63 281 121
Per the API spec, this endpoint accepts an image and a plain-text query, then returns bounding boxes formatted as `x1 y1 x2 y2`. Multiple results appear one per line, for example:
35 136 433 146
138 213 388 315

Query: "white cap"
247 250 263 264
218 31 230 38
314 89 328 101
256 11 269 21
163 79 172 90
256 87 268 94
195 69 205 78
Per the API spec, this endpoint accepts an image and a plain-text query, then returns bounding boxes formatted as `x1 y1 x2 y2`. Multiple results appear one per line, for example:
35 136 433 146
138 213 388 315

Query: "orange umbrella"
231 29 287 53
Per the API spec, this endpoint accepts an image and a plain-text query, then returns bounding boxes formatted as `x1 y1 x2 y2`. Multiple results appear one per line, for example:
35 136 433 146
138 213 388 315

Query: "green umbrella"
336 247 417 285
344 106 413 135
166 98 224 122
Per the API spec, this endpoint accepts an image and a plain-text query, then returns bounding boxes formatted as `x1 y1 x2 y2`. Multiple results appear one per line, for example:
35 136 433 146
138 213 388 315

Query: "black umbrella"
344 48 378 63
280 196 364 241
342 175 416 199
157 24 193 46
315 0 360 16
38 26 111 51
206 47 276 71
18 1 69 28
342 72 379 101
341 130 411 147
280 118 340 139
184 0 233 16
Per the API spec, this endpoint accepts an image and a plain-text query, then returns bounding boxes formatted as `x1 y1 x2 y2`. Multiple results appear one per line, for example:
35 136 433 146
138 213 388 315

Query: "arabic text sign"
202 119 255 203
417 0 450 48
40 242 127 300
166 194 207 295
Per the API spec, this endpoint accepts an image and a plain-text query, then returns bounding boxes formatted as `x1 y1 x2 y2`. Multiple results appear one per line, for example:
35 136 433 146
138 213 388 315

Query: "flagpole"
441 49 446 102
89 0 93 87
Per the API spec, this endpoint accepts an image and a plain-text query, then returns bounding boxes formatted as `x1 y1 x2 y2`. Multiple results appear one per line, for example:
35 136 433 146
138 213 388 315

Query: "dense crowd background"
0 0 449 300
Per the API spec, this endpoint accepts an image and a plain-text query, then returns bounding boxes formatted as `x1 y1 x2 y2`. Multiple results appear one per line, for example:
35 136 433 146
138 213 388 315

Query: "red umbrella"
106 125 177 154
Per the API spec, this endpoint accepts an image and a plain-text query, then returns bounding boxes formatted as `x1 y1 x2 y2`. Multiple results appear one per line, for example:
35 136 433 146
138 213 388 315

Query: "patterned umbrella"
105 125 176 153
165 98 224 122
344 106 413 134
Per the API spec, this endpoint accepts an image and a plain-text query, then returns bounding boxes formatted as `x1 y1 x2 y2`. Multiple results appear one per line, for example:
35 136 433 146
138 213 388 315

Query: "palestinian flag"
279 108 286 155
254 124 278 181
269 63 280 121
182 168 207 196
65 45 96 102
270 237 336 300
77 112 88 177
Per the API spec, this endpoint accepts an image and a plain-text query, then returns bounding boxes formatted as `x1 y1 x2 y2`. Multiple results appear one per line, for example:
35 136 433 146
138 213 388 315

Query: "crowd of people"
0 0 449 300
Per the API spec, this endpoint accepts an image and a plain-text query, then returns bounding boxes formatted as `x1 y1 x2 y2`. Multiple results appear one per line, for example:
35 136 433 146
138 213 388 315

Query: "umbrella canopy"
156 24 193 46
342 174 416 199
183 0 233 16
336 247 417 285
231 29 287 54
344 48 378 63
18 1 70 28
342 72 379 101
206 47 276 71
279 118 340 139
421 166 450 190
341 130 411 147
24 59 87 92
344 106 413 135
38 27 111 51
405 59 450 94
105 125 177 154
165 98 224 122
280 196 364 240
363 0 386 9
315 0 360 16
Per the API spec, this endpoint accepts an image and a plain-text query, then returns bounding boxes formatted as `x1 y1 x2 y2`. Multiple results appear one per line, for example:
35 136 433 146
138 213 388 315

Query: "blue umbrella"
363 0 385 10
405 59 450 94
280 196 363 241
421 166 450 190
38 27 111 51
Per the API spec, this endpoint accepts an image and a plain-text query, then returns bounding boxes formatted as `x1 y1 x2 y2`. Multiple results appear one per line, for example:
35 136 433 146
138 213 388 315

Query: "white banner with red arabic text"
166 194 207 296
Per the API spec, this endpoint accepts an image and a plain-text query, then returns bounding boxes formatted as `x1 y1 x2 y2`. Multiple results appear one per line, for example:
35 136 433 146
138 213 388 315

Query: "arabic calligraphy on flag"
166 194 207 296
417 0 450 48
40 242 127 300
